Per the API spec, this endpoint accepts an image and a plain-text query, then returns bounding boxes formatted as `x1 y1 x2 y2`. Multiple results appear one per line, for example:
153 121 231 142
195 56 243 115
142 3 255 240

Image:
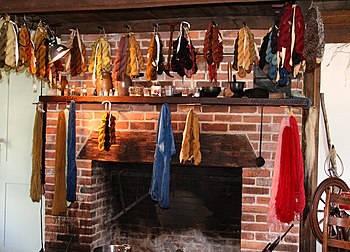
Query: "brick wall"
43 29 303 251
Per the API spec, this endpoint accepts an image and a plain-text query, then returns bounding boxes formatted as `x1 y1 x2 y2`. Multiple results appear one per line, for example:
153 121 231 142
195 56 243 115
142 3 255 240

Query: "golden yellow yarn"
180 109 202 165
88 41 97 73
127 34 145 78
89 37 112 83
100 37 112 72
30 108 43 202
98 111 108 151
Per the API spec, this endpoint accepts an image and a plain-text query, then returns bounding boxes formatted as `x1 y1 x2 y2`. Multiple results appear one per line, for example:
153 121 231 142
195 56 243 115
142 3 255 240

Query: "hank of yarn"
52 111 67 216
66 101 77 203
30 108 43 202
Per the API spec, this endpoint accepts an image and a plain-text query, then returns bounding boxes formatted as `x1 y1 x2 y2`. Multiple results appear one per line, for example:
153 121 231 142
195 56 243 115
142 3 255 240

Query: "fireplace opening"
103 162 242 251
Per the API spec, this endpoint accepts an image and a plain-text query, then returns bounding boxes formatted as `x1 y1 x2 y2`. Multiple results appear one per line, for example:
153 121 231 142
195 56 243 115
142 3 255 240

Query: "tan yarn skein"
30 108 43 202
237 27 246 78
0 21 8 69
52 111 67 216
246 26 258 65
243 27 251 72
5 21 16 69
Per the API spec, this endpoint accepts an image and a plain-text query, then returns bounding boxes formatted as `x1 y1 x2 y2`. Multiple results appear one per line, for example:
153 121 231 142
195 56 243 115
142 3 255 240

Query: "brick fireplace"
43 29 303 251
44 103 302 252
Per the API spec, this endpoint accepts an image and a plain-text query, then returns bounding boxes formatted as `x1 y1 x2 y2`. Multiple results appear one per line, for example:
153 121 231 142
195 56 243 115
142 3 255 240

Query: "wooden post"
300 64 321 252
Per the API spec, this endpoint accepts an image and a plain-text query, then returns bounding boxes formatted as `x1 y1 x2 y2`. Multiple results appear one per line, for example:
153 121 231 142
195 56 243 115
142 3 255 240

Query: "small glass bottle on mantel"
71 85 76 96
64 84 69 96
103 84 109 96
82 84 87 96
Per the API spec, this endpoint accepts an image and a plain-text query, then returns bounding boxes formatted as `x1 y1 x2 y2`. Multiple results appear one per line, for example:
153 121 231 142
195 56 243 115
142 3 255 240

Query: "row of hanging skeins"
65 29 88 77
0 17 62 82
1 16 90 84
112 33 145 82
98 111 116 151
233 24 259 78
203 22 223 83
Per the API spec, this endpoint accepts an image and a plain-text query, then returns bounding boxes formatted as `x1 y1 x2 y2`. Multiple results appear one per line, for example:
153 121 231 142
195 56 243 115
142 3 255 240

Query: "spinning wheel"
310 177 349 243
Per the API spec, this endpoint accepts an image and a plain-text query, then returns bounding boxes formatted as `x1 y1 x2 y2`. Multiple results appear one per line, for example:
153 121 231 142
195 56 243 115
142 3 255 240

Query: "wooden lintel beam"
1 0 279 14
54 16 274 35
324 27 350 43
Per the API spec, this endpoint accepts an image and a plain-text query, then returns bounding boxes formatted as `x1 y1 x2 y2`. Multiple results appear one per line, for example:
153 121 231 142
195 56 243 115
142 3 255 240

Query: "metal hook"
125 24 131 33
98 25 106 37
153 23 159 34
101 100 111 113
33 101 45 113
181 21 190 29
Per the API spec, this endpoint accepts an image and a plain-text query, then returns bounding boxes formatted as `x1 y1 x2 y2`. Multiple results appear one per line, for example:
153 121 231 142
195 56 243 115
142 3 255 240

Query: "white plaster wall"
316 43 350 251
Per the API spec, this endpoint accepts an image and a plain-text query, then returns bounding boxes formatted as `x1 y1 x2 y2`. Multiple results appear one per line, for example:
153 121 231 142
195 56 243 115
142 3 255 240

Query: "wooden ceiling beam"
1 0 279 14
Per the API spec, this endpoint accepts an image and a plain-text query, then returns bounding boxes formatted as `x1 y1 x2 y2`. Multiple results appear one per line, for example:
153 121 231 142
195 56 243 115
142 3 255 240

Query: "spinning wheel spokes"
309 177 349 243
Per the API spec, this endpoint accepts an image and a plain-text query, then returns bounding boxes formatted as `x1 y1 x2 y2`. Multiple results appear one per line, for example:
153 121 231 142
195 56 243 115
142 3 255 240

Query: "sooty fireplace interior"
105 162 242 251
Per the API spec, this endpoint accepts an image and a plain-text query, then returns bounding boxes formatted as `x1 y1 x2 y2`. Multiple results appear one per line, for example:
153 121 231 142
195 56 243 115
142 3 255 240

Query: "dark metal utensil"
262 224 294 251
256 106 265 167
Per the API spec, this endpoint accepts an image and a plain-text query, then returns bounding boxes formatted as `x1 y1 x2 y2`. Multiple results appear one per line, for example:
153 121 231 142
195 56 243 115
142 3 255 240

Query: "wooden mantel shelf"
39 95 310 107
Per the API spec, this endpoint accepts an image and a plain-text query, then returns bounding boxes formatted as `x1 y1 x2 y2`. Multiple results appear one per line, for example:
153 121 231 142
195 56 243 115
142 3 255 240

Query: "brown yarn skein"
52 111 67 216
